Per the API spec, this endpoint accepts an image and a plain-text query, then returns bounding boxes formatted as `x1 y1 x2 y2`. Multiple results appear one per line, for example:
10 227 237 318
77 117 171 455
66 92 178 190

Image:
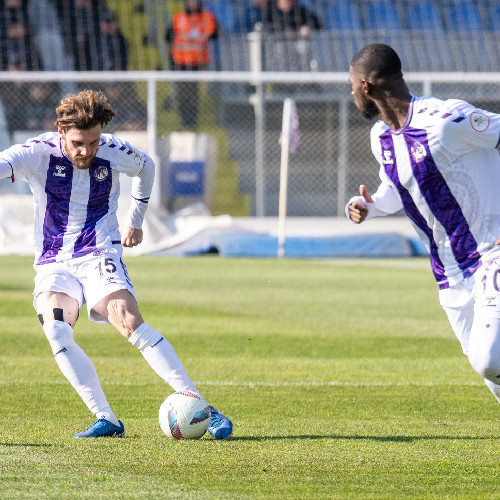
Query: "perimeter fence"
1 70 499 217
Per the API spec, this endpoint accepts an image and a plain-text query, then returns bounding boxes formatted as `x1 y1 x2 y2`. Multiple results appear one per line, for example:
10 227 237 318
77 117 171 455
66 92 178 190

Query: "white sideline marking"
199 380 484 387
0 379 485 387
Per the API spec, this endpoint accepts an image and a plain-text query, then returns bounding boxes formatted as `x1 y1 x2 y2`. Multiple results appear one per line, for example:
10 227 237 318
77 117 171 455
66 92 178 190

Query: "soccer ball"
159 391 211 440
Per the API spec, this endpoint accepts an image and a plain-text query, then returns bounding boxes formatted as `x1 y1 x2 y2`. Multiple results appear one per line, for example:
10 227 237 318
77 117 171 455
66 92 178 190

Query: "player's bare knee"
107 303 142 338
116 316 143 339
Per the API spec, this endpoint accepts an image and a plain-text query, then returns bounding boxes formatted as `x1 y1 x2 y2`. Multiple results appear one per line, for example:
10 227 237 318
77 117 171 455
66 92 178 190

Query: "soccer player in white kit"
0 90 232 439
346 44 500 406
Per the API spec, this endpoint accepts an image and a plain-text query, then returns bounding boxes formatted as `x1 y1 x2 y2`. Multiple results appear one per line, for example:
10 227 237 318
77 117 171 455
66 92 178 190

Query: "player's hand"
495 236 500 246
121 227 143 247
348 185 373 224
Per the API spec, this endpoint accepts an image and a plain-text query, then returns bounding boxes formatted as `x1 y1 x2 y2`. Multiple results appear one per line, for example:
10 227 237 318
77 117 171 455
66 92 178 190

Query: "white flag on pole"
279 98 300 153
278 99 300 258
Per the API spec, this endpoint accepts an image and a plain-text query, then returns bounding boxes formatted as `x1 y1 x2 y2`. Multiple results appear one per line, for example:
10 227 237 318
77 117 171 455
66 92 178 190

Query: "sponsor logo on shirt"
470 112 489 132
93 249 110 256
94 165 109 181
54 165 66 177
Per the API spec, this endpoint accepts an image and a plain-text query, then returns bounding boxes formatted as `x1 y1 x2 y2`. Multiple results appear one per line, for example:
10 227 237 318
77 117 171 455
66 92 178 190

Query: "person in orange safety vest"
166 0 218 127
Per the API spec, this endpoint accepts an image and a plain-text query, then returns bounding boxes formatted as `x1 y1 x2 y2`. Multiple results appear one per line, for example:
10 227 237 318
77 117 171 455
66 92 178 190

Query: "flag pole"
278 98 293 258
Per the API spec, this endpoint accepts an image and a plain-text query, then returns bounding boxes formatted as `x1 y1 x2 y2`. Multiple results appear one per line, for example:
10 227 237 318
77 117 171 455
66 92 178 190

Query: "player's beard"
358 94 379 120
67 151 96 169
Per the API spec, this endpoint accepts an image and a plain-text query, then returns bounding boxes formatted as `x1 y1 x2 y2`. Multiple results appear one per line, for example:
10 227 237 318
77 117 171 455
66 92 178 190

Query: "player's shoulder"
23 131 60 149
98 133 139 157
411 96 479 131
98 133 149 170
412 96 461 119
442 98 473 112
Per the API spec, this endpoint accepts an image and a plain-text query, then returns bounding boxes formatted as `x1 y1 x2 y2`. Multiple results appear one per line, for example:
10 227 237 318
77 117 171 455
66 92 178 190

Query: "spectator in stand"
260 0 321 73
165 0 218 128
0 52 29 133
97 10 128 71
56 0 101 71
0 0 40 70
263 0 321 36
0 53 59 135
244 0 270 32
22 82 60 132
102 82 147 132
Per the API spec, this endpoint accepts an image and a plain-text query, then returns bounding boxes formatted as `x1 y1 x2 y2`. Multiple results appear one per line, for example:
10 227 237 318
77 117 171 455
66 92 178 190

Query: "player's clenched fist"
122 227 143 247
348 201 368 224
348 184 373 224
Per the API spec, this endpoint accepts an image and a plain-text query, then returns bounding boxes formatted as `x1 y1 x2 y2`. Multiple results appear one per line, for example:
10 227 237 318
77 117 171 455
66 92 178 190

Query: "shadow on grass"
0 443 52 447
228 435 499 442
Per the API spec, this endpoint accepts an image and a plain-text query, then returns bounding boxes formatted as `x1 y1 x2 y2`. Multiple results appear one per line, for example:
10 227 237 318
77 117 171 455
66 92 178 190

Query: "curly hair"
56 89 116 132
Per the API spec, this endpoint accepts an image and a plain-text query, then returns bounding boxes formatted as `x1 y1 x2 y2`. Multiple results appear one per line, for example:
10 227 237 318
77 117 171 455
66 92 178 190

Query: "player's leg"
34 268 123 437
93 289 233 439
438 277 500 399
87 255 233 439
467 254 500 402
92 289 200 394
439 278 475 356
468 318 500 404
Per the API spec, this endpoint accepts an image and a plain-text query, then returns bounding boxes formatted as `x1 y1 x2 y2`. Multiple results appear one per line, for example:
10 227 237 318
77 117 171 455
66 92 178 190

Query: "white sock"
43 320 120 426
128 323 199 394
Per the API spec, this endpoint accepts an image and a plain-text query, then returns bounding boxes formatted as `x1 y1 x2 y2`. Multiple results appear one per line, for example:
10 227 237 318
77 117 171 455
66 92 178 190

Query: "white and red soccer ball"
159 391 211 440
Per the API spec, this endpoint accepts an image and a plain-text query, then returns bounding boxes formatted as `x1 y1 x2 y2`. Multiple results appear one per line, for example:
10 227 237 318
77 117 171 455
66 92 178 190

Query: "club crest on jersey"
470 112 489 132
410 141 427 163
94 165 109 181
53 165 66 177
382 150 394 164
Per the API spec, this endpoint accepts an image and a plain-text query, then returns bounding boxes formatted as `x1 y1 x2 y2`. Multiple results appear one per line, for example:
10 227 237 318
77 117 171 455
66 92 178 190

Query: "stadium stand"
363 0 401 30
489 3 500 31
0 0 499 74
403 0 444 30
27 0 71 72
203 0 237 33
0 0 41 71
323 2 362 31
444 0 483 31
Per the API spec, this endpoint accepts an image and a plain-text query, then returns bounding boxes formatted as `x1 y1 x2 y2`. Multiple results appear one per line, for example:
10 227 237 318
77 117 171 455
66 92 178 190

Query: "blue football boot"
208 406 232 440
74 418 125 438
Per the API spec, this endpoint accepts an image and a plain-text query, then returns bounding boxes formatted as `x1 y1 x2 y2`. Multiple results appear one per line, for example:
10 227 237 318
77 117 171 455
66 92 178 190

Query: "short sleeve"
0 139 44 182
440 100 500 152
100 134 149 177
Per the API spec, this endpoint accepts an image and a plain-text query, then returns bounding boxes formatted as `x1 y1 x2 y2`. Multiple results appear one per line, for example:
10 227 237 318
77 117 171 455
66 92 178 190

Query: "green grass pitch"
1 255 499 499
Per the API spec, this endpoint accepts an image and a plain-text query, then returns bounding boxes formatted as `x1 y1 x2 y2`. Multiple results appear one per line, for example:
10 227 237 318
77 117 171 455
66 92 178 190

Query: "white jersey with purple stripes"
366 96 500 288
0 131 152 266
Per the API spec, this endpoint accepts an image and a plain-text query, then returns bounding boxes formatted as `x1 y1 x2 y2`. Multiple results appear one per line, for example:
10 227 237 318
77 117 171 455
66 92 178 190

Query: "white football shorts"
440 247 500 355
33 248 137 324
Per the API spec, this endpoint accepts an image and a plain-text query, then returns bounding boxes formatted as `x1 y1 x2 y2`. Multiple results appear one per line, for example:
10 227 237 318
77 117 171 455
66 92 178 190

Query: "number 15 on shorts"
95 256 133 289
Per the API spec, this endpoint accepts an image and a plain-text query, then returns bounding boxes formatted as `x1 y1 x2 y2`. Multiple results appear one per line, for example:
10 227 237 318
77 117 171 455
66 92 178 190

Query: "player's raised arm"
122 153 155 247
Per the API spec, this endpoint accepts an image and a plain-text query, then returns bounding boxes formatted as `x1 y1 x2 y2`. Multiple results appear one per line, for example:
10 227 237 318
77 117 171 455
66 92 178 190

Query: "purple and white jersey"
368 96 500 288
0 131 152 265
